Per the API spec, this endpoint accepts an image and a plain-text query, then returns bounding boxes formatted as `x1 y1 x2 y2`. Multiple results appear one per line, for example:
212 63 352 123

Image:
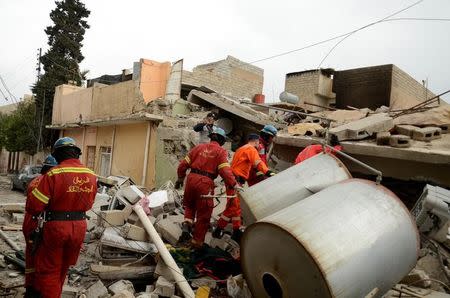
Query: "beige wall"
139 59 171 103
94 126 115 174
53 85 92 125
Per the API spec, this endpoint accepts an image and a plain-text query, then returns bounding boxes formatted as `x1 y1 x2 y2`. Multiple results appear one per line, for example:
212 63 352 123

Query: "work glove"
174 177 184 189
265 170 276 177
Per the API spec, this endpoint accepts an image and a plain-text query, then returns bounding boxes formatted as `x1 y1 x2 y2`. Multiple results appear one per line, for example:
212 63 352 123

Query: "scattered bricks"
120 223 148 241
376 131 391 145
111 290 135 298
439 124 449 134
154 276 175 297
99 210 125 227
108 280 135 296
412 127 442 142
400 268 431 288
329 114 393 141
84 280 108 298
12 213 24 224
121 185 145 204
395 125 420 137
389 135 412 148
154 214 184 246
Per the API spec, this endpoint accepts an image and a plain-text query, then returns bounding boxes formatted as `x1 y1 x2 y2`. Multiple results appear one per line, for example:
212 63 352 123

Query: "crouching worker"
175 128 237 249
27 137 97 298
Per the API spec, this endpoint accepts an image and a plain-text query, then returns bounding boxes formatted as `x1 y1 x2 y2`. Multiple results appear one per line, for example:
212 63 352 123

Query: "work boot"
177 221 192 245
212 227 223 239
231 229 243 243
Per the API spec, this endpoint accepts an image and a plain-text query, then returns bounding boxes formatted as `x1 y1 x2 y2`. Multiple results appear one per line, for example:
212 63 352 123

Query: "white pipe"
133 205 195 298
141 121 151 186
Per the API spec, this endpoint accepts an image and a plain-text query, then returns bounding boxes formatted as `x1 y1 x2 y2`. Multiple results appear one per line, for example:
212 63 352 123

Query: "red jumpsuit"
247 137 270 186
23 175 43 288
217 144 269 230
294 144 343 164
178 141 236 246
28 159 97 298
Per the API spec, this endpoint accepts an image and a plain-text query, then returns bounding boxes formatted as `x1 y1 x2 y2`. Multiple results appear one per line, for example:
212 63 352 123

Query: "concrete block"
136 293 158 298
412 127 442 142
127 212 141 225
154 214 184 246
154 276 175 297
400 268 431 288
329 114 394 141
395 125 420 137
155 260 177 282
376 131 391 145
12 213 24 224
84 280 108 298
99 210 125 227
145 285 155 293
108 280 135 295
112 290 135 298
121 185 145 204
62 285 80 298
121 223 148 241
389 135 412 148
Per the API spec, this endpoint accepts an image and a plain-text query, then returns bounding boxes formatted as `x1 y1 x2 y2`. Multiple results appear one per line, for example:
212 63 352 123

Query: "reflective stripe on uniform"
218 162 230 170
25 268 35 274
256 171 264 176
231 217 241 221
32 188 50 204
253 159 261 167
47 167 95 177
184 156 191 164
220 214 230 221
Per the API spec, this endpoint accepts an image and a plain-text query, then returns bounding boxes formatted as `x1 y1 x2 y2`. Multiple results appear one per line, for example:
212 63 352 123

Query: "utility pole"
36 48 42 83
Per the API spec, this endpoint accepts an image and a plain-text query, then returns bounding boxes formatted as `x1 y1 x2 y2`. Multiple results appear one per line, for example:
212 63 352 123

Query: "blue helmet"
43 155 58 167
53 137 79 150
209 127 227 139
261 125 278 136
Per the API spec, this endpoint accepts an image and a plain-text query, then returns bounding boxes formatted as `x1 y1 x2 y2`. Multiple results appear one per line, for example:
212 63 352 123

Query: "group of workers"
23 137 97 298
175 112 278 248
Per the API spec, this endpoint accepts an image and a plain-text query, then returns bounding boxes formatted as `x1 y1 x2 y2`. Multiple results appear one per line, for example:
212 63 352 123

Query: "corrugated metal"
241 179 419 298
240 153 352 225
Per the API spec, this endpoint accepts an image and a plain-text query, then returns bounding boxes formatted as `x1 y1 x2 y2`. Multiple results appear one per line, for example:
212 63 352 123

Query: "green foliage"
32 0 90 148
0 102 38 155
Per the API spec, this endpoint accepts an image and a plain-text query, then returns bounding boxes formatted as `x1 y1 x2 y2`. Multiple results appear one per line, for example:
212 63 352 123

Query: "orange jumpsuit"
294 144 343 164
217 144 269 230
28 159 97 298
23 175 43 288
178 141 236 245
247 137 270 186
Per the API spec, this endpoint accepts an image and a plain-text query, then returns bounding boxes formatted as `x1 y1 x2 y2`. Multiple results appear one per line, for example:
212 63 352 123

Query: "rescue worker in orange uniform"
27 137 97 298
23 155 58 297
213 133 275 241
247 125 278 186
176 128 237 248
295 136 342 164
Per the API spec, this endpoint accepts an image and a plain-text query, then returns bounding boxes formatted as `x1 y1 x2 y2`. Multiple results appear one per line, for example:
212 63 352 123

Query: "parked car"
10 165 43 193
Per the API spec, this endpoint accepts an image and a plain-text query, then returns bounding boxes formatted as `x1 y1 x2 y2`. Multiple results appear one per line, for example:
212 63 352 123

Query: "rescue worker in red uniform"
176 128 237 248
295 137 342 164
27 137 97 298
23 155 58 297
247 124 278 186
213 133 274 241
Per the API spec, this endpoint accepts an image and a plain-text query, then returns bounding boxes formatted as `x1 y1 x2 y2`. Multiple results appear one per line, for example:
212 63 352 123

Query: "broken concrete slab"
287 123 324 137
389 135 412 148
154 214 184 246
413 127 442 142
120 185 145 204
111 290 135 298
376 131 391 145
0 203 25 213
84 280 108 298
329 114 394 141
98 210 126 227
400 268 431 288
154 276 175 297
100 227 158 254
121 223 148 241
61 285 80 298
90 264 155 280
109 280 135 296
395 124 420 137
136 293 157 298
154 260 179 282
11 213 24 224
439 124 449 134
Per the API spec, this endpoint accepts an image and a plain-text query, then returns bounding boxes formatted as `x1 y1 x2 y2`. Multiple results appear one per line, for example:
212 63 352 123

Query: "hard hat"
261 125 278 136
53 137 79 150
247 133 260 141
43 155 58 167
209 127 227 139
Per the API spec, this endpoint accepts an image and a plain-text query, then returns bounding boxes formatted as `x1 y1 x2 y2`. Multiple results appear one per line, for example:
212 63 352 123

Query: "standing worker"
247 124 278 186
295 136 342 164
193 112 218 143
27 137 97 298
213 133 274 241
175 128 237 248
23 155 58 297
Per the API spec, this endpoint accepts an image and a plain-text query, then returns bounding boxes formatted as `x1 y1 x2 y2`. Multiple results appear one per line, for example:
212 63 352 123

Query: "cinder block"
376 131 391 145
84 280 108 298
121 185 145 204
98 210 125 227
395 125 420 137
154 276 175 297
412 127 442 142
154 214 184 246
389 135 412 148
330 114 393 141
108 280 135 295
121 223 148 241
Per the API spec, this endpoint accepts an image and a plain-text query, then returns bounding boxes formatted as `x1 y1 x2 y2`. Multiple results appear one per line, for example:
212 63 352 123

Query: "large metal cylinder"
241 179 419 298
240 153 351 225
279 91 300 105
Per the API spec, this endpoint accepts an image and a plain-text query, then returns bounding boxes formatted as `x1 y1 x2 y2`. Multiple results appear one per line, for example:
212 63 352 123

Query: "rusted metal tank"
240 153 351 225
241 179 419 298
